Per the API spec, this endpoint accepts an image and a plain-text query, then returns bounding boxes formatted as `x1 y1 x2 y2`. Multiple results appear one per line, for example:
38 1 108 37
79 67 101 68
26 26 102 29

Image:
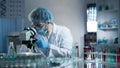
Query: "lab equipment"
28 7 53 23
7 32 21 53
0 52 46 68
0 52 82 68
19 27 37 49
7 42 16 57
19 27 47 57
20 27 36 41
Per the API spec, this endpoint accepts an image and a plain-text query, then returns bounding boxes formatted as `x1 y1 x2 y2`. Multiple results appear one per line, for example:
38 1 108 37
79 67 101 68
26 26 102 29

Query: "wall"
0 0 24 53
25 0 86 57
0 18 23 53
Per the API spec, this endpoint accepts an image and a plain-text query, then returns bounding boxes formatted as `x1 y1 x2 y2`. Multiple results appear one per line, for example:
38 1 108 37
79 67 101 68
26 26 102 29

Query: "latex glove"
35 38 49 49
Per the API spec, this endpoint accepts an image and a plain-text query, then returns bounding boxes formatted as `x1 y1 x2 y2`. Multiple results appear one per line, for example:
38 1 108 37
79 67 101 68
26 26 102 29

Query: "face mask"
37 27 47 36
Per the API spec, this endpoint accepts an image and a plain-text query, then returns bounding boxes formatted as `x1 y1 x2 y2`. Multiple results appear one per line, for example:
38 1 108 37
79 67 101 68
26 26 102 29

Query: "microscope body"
19 27 37 49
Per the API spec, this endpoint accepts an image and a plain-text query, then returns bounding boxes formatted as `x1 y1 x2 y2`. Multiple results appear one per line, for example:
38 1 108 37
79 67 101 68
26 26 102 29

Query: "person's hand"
35 38 49 49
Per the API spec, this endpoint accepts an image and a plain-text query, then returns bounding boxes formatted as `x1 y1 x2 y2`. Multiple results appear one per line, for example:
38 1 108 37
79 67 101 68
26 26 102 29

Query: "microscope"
19 27 48 57
19 27 37 49
19 27 46 56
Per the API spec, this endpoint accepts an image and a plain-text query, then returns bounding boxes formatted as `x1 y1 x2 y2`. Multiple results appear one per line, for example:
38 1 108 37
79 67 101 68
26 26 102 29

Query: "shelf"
97 44 119 46
99 27 118 30
84 52 120 56
85 59 120 64
98 9 118 13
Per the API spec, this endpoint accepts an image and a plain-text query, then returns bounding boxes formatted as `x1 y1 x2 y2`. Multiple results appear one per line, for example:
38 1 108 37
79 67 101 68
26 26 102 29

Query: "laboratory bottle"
117 48 120 62
72 42 79 58
7 42 16 58
72 42 76 58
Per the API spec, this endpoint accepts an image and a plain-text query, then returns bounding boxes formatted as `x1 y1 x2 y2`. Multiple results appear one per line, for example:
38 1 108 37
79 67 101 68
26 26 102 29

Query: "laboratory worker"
27 7 73 58
19 7 74 68
28 7 73 57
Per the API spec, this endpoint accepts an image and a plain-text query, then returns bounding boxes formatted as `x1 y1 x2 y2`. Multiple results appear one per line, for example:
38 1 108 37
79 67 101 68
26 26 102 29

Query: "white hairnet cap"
28 7 53 23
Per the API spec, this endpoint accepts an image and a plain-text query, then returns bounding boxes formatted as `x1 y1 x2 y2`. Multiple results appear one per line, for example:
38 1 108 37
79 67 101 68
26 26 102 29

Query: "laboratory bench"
0 53 84 68
0 53 120 68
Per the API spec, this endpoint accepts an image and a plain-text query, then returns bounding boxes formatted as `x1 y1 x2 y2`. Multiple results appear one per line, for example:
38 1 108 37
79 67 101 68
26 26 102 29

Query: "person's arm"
50 27 73 57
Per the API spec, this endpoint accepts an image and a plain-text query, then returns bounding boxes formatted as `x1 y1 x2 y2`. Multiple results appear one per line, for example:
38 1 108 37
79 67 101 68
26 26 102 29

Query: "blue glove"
35 39 49 49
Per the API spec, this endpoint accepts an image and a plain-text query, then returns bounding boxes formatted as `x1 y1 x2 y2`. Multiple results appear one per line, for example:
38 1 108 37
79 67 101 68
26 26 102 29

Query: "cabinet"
84 0 120 67
96 0 120 63
97 0 119 45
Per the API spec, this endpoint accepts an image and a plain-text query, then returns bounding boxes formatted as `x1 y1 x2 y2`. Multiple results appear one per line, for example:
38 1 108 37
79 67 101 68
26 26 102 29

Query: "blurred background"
0 0 120 67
